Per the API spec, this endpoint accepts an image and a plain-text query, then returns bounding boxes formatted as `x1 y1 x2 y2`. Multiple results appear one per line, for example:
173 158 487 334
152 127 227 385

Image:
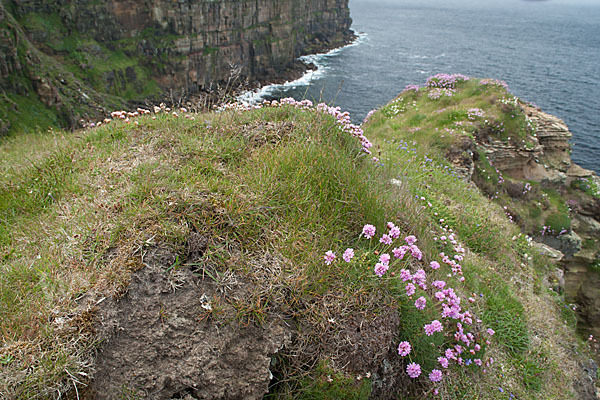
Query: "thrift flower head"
379 253 391 264
380 234 393 245
438 356 449 368
487 328 495 336
400 269 412 281
432 280 446 290
374 262 389 277
362 224 376 239
409 245 423 260
343 248 354 263
397 341 411 356
424 320 443 336
393 246 407 259
430 261 440 270
324 251 336 265
389 226 401 239
429 369 443 383
415 296 427 310
405 235 417 245
406 283 416 296
406 362 421 378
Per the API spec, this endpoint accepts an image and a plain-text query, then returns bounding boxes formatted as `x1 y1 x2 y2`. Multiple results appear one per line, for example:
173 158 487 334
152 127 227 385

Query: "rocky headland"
375 76 600 361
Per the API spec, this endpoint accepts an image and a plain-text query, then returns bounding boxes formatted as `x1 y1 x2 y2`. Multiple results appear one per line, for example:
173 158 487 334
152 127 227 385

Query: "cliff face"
476 105 581 187
469 104 600 344
0 0 352 132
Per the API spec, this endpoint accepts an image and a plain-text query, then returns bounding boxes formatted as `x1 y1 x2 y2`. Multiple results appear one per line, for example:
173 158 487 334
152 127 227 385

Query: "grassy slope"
0 98 591 398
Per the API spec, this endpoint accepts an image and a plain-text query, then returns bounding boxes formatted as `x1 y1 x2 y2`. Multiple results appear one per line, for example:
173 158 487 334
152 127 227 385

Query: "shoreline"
238 29 366 104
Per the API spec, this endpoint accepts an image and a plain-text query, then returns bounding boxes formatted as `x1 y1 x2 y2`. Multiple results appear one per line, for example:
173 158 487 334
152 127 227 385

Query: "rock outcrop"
469 104 600 345
477 106 574 186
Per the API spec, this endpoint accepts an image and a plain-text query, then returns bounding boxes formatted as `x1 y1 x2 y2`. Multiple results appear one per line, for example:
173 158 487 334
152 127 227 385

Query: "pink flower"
387 221 396 230
430 261 441 270
406 362 421 378
380 234 393 245
487 328 495 336
374 262 389 277
405 283 416 296
379 253 391 264
400 269 412 281
405 235 417 245
362 224 376 239
438 356 449 368
389 226 401 239
393 246 407 259
432 280 446 289
397 341 411 356
415 296 426 310
343 248 354 263
412 269 427 286
425 320 443 335
429 369 443 382
474 359 482 366
324 251 336 265
409 245 423 260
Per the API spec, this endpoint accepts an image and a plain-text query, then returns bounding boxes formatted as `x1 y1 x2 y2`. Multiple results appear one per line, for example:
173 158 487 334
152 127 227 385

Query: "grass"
0 105 404 397
0 91 594 399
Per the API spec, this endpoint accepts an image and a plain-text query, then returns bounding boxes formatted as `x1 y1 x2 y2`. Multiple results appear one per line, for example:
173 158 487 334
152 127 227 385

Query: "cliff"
0 0 352 133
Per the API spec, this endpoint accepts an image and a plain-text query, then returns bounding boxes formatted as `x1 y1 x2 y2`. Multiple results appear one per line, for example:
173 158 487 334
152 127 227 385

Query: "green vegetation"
571 177 600 199
0 90 593 398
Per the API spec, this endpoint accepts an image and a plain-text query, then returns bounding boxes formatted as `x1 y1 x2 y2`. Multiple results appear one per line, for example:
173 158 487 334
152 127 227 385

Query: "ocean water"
242 0 600 173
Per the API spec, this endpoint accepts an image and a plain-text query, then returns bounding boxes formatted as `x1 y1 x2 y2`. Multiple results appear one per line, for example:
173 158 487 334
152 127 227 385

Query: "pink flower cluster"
82 104 194 128
326 214 499 385
479 78 509 90
428 88 455 100
402 84 421 93
425 73 470 89
361 219 495 384
216 97 374 154
363 109 376 124
467 108 485 120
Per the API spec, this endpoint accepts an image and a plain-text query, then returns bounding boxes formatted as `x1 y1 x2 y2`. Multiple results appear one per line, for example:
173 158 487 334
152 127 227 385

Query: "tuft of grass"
544 212 571 233
271 361 371 400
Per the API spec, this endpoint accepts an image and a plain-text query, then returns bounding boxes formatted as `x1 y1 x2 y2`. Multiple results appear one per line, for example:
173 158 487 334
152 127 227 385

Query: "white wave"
238 30 367 104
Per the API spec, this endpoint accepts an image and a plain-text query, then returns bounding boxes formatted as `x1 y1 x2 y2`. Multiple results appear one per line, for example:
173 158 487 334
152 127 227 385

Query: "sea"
241 0 600 173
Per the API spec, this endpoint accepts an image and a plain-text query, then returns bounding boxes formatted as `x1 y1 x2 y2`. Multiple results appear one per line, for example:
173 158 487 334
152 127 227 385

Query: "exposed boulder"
91 244 292 399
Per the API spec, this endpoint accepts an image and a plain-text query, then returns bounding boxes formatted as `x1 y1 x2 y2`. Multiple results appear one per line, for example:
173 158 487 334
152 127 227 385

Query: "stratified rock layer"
5 0 352 97
478 106 574 186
